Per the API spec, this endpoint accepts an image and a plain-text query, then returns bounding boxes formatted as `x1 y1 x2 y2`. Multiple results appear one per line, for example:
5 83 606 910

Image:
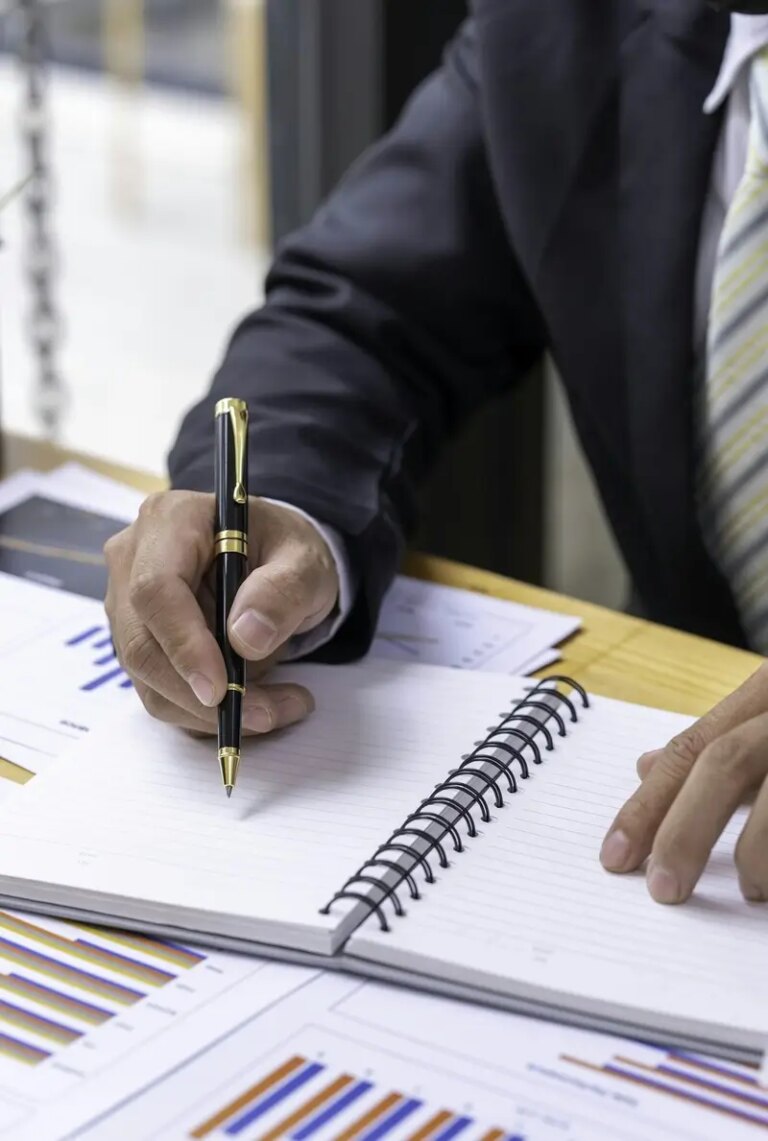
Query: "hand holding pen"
103 441 337 759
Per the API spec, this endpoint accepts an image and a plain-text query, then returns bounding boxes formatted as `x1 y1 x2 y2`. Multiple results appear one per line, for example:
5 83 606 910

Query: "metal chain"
17 0 67 438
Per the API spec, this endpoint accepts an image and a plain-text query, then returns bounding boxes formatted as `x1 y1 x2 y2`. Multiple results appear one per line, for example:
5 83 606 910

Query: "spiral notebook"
0 659 765 1065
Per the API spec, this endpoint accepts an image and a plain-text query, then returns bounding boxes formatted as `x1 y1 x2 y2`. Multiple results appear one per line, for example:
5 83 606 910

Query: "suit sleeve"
167 21 548 662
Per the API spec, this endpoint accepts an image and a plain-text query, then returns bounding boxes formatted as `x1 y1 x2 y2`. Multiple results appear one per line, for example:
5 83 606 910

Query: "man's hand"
600 662 768 904
104 492 340 736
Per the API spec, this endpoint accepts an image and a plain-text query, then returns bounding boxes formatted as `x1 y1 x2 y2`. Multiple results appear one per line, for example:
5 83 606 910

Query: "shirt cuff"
260 498 357 660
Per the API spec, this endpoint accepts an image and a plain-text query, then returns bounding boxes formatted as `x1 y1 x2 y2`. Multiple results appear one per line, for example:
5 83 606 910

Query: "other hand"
105 491 339 736
599 662 768 904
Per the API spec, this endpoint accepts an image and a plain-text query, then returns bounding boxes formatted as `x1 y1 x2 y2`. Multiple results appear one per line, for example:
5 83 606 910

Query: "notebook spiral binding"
320 676 590 933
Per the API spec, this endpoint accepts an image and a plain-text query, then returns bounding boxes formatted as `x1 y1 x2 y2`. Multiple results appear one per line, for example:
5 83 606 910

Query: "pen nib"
225 786 233 799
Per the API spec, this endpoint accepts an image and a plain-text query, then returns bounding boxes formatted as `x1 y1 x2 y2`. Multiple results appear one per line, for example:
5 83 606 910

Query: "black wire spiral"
319 675 590 932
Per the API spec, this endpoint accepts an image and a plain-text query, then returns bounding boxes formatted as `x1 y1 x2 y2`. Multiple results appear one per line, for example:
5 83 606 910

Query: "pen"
214 397 249 797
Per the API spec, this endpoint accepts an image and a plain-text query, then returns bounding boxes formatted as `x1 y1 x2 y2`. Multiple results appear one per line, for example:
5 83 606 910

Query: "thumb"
228 540 337 661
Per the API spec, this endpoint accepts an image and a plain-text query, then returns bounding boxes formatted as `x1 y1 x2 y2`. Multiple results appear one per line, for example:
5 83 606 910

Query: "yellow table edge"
5 433 762 719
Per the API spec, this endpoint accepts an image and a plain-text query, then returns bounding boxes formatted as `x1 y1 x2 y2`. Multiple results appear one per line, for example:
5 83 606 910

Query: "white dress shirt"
285 14 768 657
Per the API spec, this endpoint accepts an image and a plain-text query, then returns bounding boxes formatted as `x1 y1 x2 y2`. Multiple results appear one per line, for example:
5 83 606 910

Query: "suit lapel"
474 0 731 627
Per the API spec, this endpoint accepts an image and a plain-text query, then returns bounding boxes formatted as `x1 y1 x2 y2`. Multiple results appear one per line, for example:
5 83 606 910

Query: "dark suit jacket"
169 0 748 659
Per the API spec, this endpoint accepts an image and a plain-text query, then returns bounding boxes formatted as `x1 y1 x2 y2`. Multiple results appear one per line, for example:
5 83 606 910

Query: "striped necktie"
700 48 768 653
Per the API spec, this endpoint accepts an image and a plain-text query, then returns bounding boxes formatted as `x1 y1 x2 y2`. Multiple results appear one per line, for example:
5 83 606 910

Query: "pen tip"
226 786 233 799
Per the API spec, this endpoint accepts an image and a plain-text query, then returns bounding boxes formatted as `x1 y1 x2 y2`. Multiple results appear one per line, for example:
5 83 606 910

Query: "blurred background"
0 0 627 607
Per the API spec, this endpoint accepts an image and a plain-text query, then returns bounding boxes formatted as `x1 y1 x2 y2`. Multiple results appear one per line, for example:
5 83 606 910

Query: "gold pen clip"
215 398 248 505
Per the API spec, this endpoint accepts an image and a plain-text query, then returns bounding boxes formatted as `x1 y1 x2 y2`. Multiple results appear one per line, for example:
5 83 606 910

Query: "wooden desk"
7 432 762 718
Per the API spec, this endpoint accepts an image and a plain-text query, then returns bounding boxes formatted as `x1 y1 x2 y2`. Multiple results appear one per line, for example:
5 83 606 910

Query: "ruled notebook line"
0 661 529 943
348 695 768 1037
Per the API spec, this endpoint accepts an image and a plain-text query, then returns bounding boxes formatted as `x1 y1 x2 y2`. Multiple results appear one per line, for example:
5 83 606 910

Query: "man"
105 1 768 907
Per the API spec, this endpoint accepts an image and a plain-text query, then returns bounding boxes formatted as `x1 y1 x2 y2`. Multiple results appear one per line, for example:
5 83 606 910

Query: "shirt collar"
705 14 768 113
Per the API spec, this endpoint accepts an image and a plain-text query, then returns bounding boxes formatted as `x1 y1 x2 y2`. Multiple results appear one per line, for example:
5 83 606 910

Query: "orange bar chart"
186 1053 519 1141
0 909 209 1072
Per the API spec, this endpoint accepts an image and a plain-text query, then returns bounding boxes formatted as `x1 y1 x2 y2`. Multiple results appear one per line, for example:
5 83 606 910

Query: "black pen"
214 398 249 796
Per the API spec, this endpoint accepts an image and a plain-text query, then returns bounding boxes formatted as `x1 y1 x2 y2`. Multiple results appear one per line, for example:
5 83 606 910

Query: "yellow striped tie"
700 48 768 653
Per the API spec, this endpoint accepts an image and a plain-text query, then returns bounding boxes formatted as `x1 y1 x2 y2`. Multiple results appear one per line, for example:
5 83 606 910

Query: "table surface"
6 432 762 717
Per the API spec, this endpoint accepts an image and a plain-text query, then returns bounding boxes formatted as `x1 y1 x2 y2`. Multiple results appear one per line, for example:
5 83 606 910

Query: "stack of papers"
0 462 764 1141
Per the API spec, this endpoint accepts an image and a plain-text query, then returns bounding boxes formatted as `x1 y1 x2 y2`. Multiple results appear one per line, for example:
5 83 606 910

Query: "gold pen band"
216 529 247 541
227 683 245 695
218 747 240 758
215 538 248 557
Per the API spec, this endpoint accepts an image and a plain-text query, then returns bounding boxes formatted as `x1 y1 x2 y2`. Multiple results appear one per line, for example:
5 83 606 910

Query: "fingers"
602 662 768 876
228 504 339 660
636 749 662 780
133 679 315 736
106 493 227 709
126 496 227 704
106 493 332 739
646 713 768 903
600 723 710 873
736 777 768 902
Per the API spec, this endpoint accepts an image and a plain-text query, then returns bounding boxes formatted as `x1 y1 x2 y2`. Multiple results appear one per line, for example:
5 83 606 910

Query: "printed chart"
559 1044 768 1132
94 1014 554 1141
0 574 133 786
64 624 132 693
372 577 578 676
79 972 752 1141
0 910 208 1077
184 1039 525 1141
0 908 315 1141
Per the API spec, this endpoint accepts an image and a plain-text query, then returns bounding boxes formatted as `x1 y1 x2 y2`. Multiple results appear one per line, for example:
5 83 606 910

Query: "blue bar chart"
0 910 206 1071
0 577 135 785
65 625 133 692
560 1046 768 1131
187 1051 524 1141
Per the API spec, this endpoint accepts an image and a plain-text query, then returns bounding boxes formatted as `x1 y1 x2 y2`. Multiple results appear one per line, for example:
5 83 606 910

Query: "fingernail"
647 862 684 904
276 694 312 725
600 829 631 871
189 672 216 707
244 705 274 733
232 610 278 656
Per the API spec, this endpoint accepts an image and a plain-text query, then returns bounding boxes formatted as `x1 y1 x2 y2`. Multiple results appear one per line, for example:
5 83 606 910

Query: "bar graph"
65 624 133 692
0 909 212 1075
0 577 135 783
560 1046 768 1131
186 1048 526 1141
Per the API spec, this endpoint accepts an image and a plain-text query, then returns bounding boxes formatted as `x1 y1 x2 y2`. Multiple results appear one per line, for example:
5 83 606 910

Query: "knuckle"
129 571 170 620
700 733 755 783
662 727 708 778
121 625 158 680
137 491 167 520
263 563 309 610
103 527 130 565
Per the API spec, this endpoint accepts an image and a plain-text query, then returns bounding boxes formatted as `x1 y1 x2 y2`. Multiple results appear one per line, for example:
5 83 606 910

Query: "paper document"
0 911 315 1141
373 575 580 675
72 972 766 1141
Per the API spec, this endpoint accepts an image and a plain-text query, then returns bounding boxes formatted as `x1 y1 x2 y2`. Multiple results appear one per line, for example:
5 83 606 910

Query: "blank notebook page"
0 660 527 955
347 694 768 1047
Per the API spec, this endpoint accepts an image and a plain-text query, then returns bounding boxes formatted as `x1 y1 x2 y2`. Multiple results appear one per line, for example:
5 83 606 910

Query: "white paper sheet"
72 972 767 1141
